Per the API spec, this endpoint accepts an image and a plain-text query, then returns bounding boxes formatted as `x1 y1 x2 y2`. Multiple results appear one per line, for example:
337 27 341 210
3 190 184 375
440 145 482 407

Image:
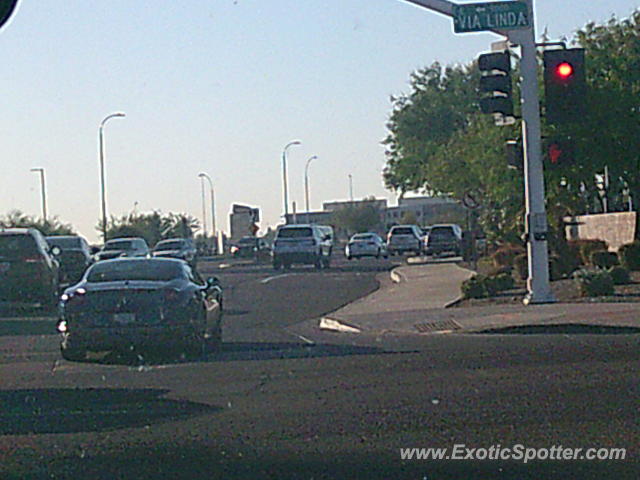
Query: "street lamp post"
348 174 354 203
199 176 208 239
198 172 216 250
304 155 318 223
282 140 301 222
30 167 47 221
99 112 126 242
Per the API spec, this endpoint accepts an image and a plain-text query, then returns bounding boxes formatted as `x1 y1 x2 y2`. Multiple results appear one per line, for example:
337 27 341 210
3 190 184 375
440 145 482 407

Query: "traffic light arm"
401 0 511 36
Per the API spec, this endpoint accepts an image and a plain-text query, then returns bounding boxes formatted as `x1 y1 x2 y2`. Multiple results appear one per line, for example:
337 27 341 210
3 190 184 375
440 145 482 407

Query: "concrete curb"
390 268 405 284
319 317 362 333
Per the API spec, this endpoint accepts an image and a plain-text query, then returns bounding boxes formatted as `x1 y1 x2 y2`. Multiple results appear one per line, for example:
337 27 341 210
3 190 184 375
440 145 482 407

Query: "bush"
567 239 609 265
608 266 631 285
590 249 619 269
492 244 525 268
618 241 640 271
487 265 513 277
548 255 564 281
573 268 615 297
513 253 528 281
560 240 586 272
461 275 488 299
486 272 515 293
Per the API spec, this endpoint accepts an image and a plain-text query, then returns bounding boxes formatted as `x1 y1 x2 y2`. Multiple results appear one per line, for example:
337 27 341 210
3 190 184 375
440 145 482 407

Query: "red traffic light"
556 62 574 79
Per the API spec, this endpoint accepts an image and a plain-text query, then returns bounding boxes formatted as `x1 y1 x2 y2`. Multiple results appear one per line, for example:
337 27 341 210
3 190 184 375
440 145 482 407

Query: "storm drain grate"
414 319 461 333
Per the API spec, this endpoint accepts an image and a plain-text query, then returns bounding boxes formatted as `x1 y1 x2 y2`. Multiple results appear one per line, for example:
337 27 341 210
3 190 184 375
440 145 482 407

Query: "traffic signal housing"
543 48 586 125
478 51 513 117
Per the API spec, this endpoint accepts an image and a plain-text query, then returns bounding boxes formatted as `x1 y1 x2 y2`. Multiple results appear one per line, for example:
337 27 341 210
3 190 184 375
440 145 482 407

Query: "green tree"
573 11 640 237
333 200 382 237
0 209 75 235
101 211 199 246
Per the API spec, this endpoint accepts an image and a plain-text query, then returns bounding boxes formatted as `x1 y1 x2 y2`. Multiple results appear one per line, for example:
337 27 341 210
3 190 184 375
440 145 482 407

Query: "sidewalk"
321 260 640 335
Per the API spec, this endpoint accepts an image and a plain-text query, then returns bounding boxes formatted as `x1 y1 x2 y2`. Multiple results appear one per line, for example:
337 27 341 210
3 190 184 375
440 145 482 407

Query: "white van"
271 224 333 270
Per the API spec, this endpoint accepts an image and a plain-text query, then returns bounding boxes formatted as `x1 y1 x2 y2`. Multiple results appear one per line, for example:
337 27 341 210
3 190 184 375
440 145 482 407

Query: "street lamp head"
30 167 44 172
284 140 302 150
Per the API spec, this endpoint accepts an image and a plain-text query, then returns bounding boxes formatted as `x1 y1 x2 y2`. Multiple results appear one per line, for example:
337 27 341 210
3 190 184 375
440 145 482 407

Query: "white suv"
272 224 333 270
386 225 423 256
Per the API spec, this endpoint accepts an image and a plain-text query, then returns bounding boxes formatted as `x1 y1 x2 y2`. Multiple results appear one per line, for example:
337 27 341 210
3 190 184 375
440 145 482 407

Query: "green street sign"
0 0 19 30
453 1 529 33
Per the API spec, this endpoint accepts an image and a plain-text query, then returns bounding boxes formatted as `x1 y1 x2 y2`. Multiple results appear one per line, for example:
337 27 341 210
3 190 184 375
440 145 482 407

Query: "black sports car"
56 258 223 361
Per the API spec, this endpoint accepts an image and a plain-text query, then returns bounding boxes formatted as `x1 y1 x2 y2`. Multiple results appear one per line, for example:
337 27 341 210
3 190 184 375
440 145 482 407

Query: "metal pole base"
523 291 557 305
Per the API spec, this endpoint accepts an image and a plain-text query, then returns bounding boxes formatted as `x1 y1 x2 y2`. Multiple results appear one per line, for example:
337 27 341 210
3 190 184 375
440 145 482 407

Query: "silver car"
345 233 388 260
386 225 423 256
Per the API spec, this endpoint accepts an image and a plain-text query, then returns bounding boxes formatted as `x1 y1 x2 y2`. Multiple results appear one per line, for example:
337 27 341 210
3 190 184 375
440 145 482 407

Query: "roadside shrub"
554 242 583 276
567 239 608 265
492 244 525 268
590 250 619 269
548 255 564 281
618 241 640 271
513 253 528 281
608 266 631 285
573 268 614 297
486 272 515 293
461 275 488 299
487 265 513 277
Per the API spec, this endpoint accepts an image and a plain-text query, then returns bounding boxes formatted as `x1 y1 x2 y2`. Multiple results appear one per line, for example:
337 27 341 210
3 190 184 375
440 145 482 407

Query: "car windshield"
277 228 313 238
103 240 135 251
86 260 184 282
429 227 455 239
0 235 38 256
155 240 186 250
390 227 414 235
238 237 257 245
46 237 81 249
352 234 375 241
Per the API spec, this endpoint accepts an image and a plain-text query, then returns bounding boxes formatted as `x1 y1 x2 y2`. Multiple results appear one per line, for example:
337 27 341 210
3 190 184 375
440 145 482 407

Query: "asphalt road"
1 255 638 479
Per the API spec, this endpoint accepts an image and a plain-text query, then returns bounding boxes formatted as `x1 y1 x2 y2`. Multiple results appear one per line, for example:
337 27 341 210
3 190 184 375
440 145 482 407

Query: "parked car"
271 224 333 270
46 235 93 287
94 237 150 261
345 233 388 260
424 224 463 257
152 238 197 266
56 258 223 361
386 225 423 256
230 236 270 259
0 228 60 308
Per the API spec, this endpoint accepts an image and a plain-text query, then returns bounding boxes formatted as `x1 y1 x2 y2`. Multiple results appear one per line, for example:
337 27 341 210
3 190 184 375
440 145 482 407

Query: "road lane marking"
260 273 295 284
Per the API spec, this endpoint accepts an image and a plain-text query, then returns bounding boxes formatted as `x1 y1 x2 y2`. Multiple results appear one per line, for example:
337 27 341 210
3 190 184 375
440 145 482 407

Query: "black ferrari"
56 258 223 361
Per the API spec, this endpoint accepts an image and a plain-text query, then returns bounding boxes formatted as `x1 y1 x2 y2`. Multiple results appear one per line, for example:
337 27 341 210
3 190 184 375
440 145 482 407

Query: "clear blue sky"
1 0 637 242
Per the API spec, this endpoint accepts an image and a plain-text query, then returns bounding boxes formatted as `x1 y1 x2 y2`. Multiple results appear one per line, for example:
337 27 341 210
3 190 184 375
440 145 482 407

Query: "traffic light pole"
509 0 555 303
401 0 555 304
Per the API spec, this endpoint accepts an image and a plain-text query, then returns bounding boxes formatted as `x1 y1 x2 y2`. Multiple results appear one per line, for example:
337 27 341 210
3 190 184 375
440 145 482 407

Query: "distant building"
385 196 465 229
279 195 466 238
229 204 259 244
